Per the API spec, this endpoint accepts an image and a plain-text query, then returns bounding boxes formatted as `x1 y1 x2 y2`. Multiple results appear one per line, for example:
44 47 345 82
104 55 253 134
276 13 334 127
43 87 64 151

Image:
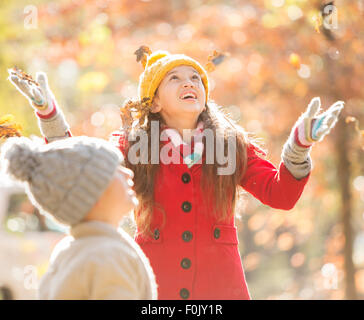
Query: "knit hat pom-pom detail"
1 137 38 182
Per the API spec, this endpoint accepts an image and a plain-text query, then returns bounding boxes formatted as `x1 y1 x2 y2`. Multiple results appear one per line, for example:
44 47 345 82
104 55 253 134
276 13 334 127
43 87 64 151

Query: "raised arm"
240 144 310 210
282 96 344 180
8 69 71 143
241 97 344 210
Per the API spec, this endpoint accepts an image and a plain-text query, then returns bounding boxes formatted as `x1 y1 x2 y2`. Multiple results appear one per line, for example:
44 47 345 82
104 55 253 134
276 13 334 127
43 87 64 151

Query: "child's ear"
151 95 162 113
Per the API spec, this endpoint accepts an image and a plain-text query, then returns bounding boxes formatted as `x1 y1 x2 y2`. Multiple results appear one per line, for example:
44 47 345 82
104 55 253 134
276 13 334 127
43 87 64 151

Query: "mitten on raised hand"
8 70 57 117
293 97 344 148
282 97 344 180
8 70 70 141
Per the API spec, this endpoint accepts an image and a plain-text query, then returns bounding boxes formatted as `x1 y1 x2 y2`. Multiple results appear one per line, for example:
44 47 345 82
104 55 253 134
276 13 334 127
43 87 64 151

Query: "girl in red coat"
8 49 344 300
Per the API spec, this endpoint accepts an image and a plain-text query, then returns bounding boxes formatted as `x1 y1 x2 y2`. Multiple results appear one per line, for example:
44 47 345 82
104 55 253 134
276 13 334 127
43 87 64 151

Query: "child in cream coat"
0 136 157 300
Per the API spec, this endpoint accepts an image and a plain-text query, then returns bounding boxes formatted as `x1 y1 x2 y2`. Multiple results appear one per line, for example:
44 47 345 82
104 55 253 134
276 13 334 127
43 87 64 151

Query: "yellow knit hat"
136 48 209 106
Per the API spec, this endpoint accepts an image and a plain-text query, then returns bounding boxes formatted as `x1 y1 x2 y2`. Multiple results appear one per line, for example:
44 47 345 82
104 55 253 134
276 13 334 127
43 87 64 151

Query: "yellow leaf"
0 114 14 125
205 50 230 72
205 61 216 72
313 13 322 34
0 114 22 139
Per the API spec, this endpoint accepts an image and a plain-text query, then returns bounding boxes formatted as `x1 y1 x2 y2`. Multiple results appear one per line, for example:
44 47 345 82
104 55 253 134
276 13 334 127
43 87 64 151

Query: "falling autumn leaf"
134 45 152 69
205 50 230 72
313 13 323 34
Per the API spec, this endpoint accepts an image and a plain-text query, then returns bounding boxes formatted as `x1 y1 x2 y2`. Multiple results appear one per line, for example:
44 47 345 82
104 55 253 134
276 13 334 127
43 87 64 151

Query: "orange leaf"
134 45 152 69
0 125 21 138
0 114 22 139
205 50 229 72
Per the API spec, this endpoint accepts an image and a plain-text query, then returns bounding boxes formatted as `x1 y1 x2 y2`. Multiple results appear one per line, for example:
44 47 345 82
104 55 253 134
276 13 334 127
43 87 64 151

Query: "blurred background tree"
0 0 363 299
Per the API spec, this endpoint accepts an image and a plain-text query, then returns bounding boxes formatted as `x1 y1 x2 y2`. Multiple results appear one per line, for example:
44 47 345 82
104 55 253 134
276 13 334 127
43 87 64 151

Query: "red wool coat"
115 135 310 300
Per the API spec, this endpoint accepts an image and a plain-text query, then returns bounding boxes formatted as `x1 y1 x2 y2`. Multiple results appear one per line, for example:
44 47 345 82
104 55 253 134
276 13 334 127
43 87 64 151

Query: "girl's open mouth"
179 91 198 102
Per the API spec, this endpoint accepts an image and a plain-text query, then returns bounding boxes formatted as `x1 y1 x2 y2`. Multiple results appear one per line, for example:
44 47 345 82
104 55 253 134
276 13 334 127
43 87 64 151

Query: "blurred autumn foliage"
0 0 363 299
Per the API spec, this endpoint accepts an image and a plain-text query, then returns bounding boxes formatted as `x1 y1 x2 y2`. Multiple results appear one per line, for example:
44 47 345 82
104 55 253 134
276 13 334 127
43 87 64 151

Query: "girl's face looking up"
151 65 206 129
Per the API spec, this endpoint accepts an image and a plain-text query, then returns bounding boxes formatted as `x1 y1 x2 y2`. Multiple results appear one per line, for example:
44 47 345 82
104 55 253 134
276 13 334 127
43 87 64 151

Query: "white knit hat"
0 136 124 226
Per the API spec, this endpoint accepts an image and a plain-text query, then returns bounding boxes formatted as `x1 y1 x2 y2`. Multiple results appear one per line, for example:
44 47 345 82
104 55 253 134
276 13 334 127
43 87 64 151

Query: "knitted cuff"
281 133 313 180
35 100 57 118
37 108 70 141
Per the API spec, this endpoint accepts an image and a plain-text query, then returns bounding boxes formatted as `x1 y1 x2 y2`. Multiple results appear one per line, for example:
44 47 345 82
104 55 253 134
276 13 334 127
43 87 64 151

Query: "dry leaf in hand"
8 66 40 87
205 50 230 72
120 97 151 129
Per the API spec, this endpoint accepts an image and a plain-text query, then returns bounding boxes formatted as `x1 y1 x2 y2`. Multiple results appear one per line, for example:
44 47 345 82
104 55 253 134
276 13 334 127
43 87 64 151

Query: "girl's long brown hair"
121 100 261 237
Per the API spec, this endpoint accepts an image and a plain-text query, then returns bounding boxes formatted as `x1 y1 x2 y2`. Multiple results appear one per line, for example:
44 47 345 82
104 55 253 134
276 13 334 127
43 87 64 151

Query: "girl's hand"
8 70 56 116
294 97 344 147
